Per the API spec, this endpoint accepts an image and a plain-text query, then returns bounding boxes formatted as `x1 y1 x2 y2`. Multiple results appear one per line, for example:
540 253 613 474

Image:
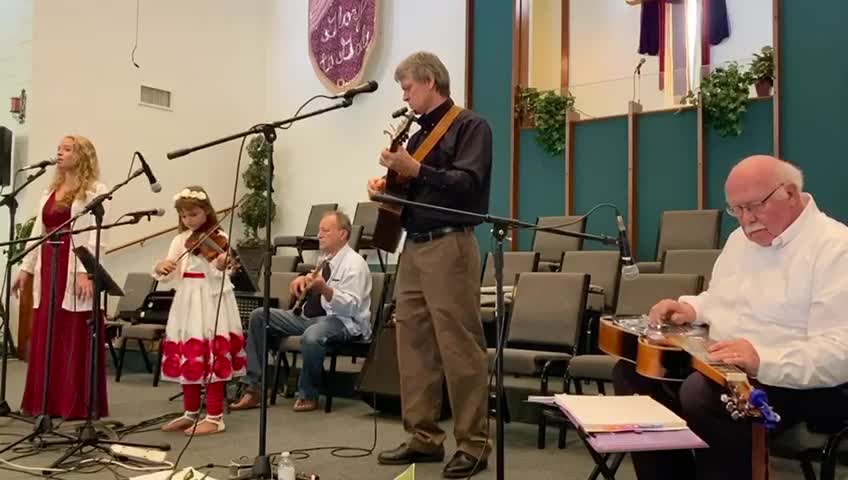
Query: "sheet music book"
554 394 687 433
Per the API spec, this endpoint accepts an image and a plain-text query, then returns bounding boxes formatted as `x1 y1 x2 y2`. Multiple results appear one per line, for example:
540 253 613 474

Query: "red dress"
20 192 109 420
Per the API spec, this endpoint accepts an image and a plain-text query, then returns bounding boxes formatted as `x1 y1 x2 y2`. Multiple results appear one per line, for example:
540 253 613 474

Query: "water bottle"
277 452 295 480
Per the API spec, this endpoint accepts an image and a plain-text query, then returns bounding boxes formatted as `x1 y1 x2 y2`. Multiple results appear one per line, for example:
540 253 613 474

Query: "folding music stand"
73 246 124 297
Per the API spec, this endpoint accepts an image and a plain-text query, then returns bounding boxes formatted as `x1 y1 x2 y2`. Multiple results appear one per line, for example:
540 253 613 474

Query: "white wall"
569 0 772 118
0 0 33 341
264 1 467 263
23 0 270 301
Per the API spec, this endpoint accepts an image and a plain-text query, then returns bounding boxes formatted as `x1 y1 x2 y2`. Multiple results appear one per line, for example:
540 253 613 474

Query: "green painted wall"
517 129 565 250
572 118 629 249
471 0 514 252
635 109 699 261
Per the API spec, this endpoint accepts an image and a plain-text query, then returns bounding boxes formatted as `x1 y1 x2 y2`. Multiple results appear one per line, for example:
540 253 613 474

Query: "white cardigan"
19 182 110 312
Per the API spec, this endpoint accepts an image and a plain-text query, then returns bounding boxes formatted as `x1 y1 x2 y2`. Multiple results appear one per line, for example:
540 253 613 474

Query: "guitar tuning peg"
726 403 736 412
730 411 742 421
720 394 730 404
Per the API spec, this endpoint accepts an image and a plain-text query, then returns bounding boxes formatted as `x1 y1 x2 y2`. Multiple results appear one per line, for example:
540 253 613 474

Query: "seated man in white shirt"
231 211 372 412
613 155 848 480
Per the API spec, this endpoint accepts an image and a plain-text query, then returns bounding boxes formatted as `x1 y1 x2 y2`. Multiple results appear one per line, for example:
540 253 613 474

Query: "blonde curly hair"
50 135 101 209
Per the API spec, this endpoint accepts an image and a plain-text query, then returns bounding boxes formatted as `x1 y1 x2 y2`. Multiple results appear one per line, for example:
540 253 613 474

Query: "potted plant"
698 62 754 137
516 87 576 156
750 46 774 97
237 135 277 280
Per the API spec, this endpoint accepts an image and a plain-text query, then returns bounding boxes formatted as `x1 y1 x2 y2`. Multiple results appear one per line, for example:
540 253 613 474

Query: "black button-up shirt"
400 99 493 234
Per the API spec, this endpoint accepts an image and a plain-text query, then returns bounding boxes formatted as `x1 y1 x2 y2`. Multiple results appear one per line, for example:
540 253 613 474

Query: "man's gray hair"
776 160 804 191
322 210 352 238
394 51 451 97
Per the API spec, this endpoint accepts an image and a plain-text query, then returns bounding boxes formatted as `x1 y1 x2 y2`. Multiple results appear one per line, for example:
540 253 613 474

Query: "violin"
185 228 230 263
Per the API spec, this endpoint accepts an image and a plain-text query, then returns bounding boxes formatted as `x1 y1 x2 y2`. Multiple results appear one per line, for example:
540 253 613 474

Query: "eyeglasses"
726 184 785 218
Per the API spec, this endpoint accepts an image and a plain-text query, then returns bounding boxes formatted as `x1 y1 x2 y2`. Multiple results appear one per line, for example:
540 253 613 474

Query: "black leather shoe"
377 443 445 465
442 451 488 478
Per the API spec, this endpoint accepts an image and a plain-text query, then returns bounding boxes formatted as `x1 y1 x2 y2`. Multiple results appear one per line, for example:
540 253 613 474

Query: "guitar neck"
675 336 748 385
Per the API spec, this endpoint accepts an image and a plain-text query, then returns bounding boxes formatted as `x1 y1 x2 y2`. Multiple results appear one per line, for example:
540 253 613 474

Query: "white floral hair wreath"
173 188 208 202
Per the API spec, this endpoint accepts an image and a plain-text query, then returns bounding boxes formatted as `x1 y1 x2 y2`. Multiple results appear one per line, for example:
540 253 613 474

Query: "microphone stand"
168 96 355 480
9 168 172 469
371 193 619 480
0 216 151 456
0 164 50 422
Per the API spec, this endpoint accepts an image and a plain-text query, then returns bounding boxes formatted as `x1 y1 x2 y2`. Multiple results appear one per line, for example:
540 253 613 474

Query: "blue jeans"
243 308 351 400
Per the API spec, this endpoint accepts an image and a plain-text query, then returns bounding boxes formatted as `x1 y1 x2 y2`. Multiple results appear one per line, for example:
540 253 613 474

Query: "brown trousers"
395 230 491 459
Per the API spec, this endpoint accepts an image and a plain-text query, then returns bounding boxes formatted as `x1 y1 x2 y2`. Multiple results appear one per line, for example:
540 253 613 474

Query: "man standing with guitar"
614 155 848 480
367 51 492 478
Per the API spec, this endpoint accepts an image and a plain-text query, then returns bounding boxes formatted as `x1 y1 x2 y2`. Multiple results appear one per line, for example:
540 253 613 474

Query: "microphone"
331 80 378 100
634 57 646 75
391 106 408 118
135 152 162 193
18 158 57 172
616 214 639 281
126 208 166 218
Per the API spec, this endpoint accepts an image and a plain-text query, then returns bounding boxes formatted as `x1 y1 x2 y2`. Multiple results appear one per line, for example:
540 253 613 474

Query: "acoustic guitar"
598 315 780 480
371 108 417 253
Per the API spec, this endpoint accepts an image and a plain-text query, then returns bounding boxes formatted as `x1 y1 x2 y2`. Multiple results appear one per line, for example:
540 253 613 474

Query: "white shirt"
319 244 373 340
680 195 848 389
20 182 110 312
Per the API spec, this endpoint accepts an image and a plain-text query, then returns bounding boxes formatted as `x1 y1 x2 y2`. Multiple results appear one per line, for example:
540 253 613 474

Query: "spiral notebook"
554 394 687 433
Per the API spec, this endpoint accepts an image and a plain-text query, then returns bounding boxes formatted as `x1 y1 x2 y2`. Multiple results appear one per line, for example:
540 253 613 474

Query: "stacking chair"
662 249 722 290
488 273 589 447
637 209 722 273
531 215 586 271
113 273 162 385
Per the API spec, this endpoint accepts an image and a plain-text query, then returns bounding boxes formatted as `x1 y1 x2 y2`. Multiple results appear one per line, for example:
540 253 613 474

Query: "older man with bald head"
613 155 848 480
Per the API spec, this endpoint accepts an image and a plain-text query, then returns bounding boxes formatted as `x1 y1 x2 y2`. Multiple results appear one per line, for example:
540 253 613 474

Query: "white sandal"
161 411 199 432
184 414 226 436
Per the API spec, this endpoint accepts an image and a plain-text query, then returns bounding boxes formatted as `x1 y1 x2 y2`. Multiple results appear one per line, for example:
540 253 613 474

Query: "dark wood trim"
627 101 642 254
465 0 474 109
565 111 580 215
697 99 705 209
772 0 781 158
561 0 570 89
518 0 530 88
510 0 522 250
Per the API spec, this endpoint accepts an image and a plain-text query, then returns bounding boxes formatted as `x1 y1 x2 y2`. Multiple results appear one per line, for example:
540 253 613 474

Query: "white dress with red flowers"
153 231 247 385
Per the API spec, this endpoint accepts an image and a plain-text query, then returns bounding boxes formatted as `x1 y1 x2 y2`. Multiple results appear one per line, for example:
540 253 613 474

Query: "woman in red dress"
12 135 110 420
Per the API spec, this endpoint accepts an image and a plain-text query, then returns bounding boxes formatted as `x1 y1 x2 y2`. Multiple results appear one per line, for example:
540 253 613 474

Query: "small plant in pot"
516 87 576 156
698 62 754 137
750 46 774 97
237 135 277 281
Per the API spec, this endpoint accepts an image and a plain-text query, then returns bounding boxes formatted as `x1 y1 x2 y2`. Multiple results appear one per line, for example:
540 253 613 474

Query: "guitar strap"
411 105 463 162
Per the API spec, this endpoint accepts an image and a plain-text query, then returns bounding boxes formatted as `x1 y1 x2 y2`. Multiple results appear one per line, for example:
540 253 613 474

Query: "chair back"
532 216 587 268
655 209 722 261
662 249 721 290
353 202 379 238
271 255 298 272
562 250 621 312
113 273 156 321
481 251 540 287
615 273 702 316
508 272 590 351
349 224 365 252
368 272 387 330
269 272 301 310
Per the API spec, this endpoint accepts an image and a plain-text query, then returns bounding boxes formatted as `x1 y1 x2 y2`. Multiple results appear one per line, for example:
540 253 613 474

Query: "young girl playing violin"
153 186 246 436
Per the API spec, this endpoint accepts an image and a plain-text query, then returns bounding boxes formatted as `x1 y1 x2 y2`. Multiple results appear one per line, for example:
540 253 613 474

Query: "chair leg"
106 330 119 368
537 413 548 449
271 350 283 406
376 250 386 273
115 338 128 382
137 339 152 373
285 353 298 398
597 381 606 395
152 337 163 387
324 355 337 413
557 424 568 449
